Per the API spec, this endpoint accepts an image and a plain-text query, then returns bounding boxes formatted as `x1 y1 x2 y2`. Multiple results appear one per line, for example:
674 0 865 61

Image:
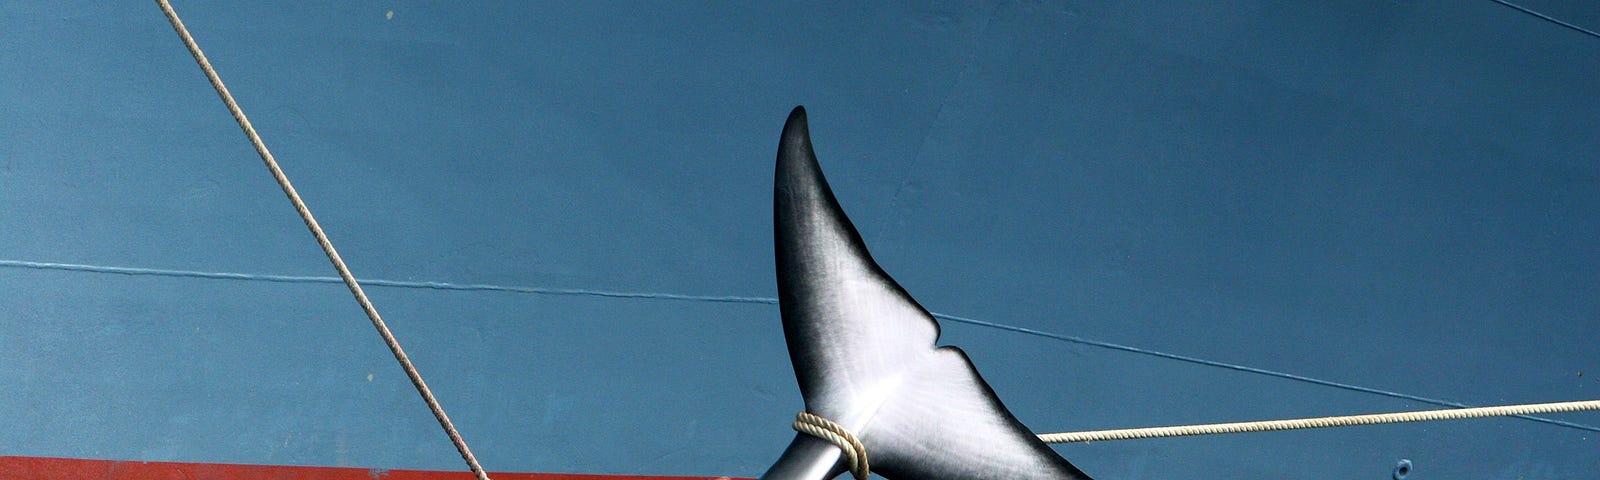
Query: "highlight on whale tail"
760 106 1094 480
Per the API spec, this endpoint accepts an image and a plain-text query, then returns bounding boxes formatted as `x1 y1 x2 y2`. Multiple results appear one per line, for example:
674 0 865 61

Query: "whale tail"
761 106 1094 480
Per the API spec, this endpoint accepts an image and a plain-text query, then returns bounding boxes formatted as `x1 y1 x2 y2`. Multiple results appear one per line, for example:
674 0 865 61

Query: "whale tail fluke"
760 106 1094 480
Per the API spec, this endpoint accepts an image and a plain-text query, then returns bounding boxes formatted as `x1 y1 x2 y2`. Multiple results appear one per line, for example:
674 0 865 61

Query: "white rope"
154 2 491 479
794 412 870 479
155 0 1596 469
1038 399 1600 443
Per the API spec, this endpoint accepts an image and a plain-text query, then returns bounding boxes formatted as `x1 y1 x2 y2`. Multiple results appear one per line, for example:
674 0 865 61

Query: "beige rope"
1039 399 1600 443
155 0 1597 469
154 2 491 479
794 412 870 479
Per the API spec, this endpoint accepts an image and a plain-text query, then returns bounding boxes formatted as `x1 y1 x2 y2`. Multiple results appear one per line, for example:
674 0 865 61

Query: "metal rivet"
1393 459 1413 480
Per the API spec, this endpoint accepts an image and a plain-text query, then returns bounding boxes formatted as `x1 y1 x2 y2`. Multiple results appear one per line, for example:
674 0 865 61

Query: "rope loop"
793 412 870 479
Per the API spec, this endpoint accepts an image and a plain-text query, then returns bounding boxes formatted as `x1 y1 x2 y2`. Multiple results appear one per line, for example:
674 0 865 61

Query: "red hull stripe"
0 456 747 480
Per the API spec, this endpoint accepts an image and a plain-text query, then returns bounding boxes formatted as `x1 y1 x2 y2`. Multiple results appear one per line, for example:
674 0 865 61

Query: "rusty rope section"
1039 399 1600 443
154 2 491 479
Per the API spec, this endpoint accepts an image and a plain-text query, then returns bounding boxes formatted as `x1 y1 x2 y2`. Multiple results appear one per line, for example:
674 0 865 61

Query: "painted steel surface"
2 2 1596 478
0 456 743 480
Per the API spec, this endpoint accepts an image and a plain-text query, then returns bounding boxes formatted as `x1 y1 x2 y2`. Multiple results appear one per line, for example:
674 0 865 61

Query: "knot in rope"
793 412 869 479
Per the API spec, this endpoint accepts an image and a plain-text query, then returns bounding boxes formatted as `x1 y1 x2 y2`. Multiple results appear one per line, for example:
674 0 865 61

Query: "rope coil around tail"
794 412 871 479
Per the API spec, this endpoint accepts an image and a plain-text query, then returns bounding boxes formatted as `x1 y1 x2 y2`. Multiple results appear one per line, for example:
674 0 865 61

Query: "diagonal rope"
140 1 1599 470
153 2 490 479
1489 0 1600 40
933 313 1600 434
1039 399 1600 443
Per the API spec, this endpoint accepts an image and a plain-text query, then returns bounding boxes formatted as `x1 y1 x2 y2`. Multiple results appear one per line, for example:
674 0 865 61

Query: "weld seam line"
4 257 1594 434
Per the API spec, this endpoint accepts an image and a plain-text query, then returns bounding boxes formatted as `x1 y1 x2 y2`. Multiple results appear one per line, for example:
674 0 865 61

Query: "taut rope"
154 2 491 479
1039 399 1600 443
